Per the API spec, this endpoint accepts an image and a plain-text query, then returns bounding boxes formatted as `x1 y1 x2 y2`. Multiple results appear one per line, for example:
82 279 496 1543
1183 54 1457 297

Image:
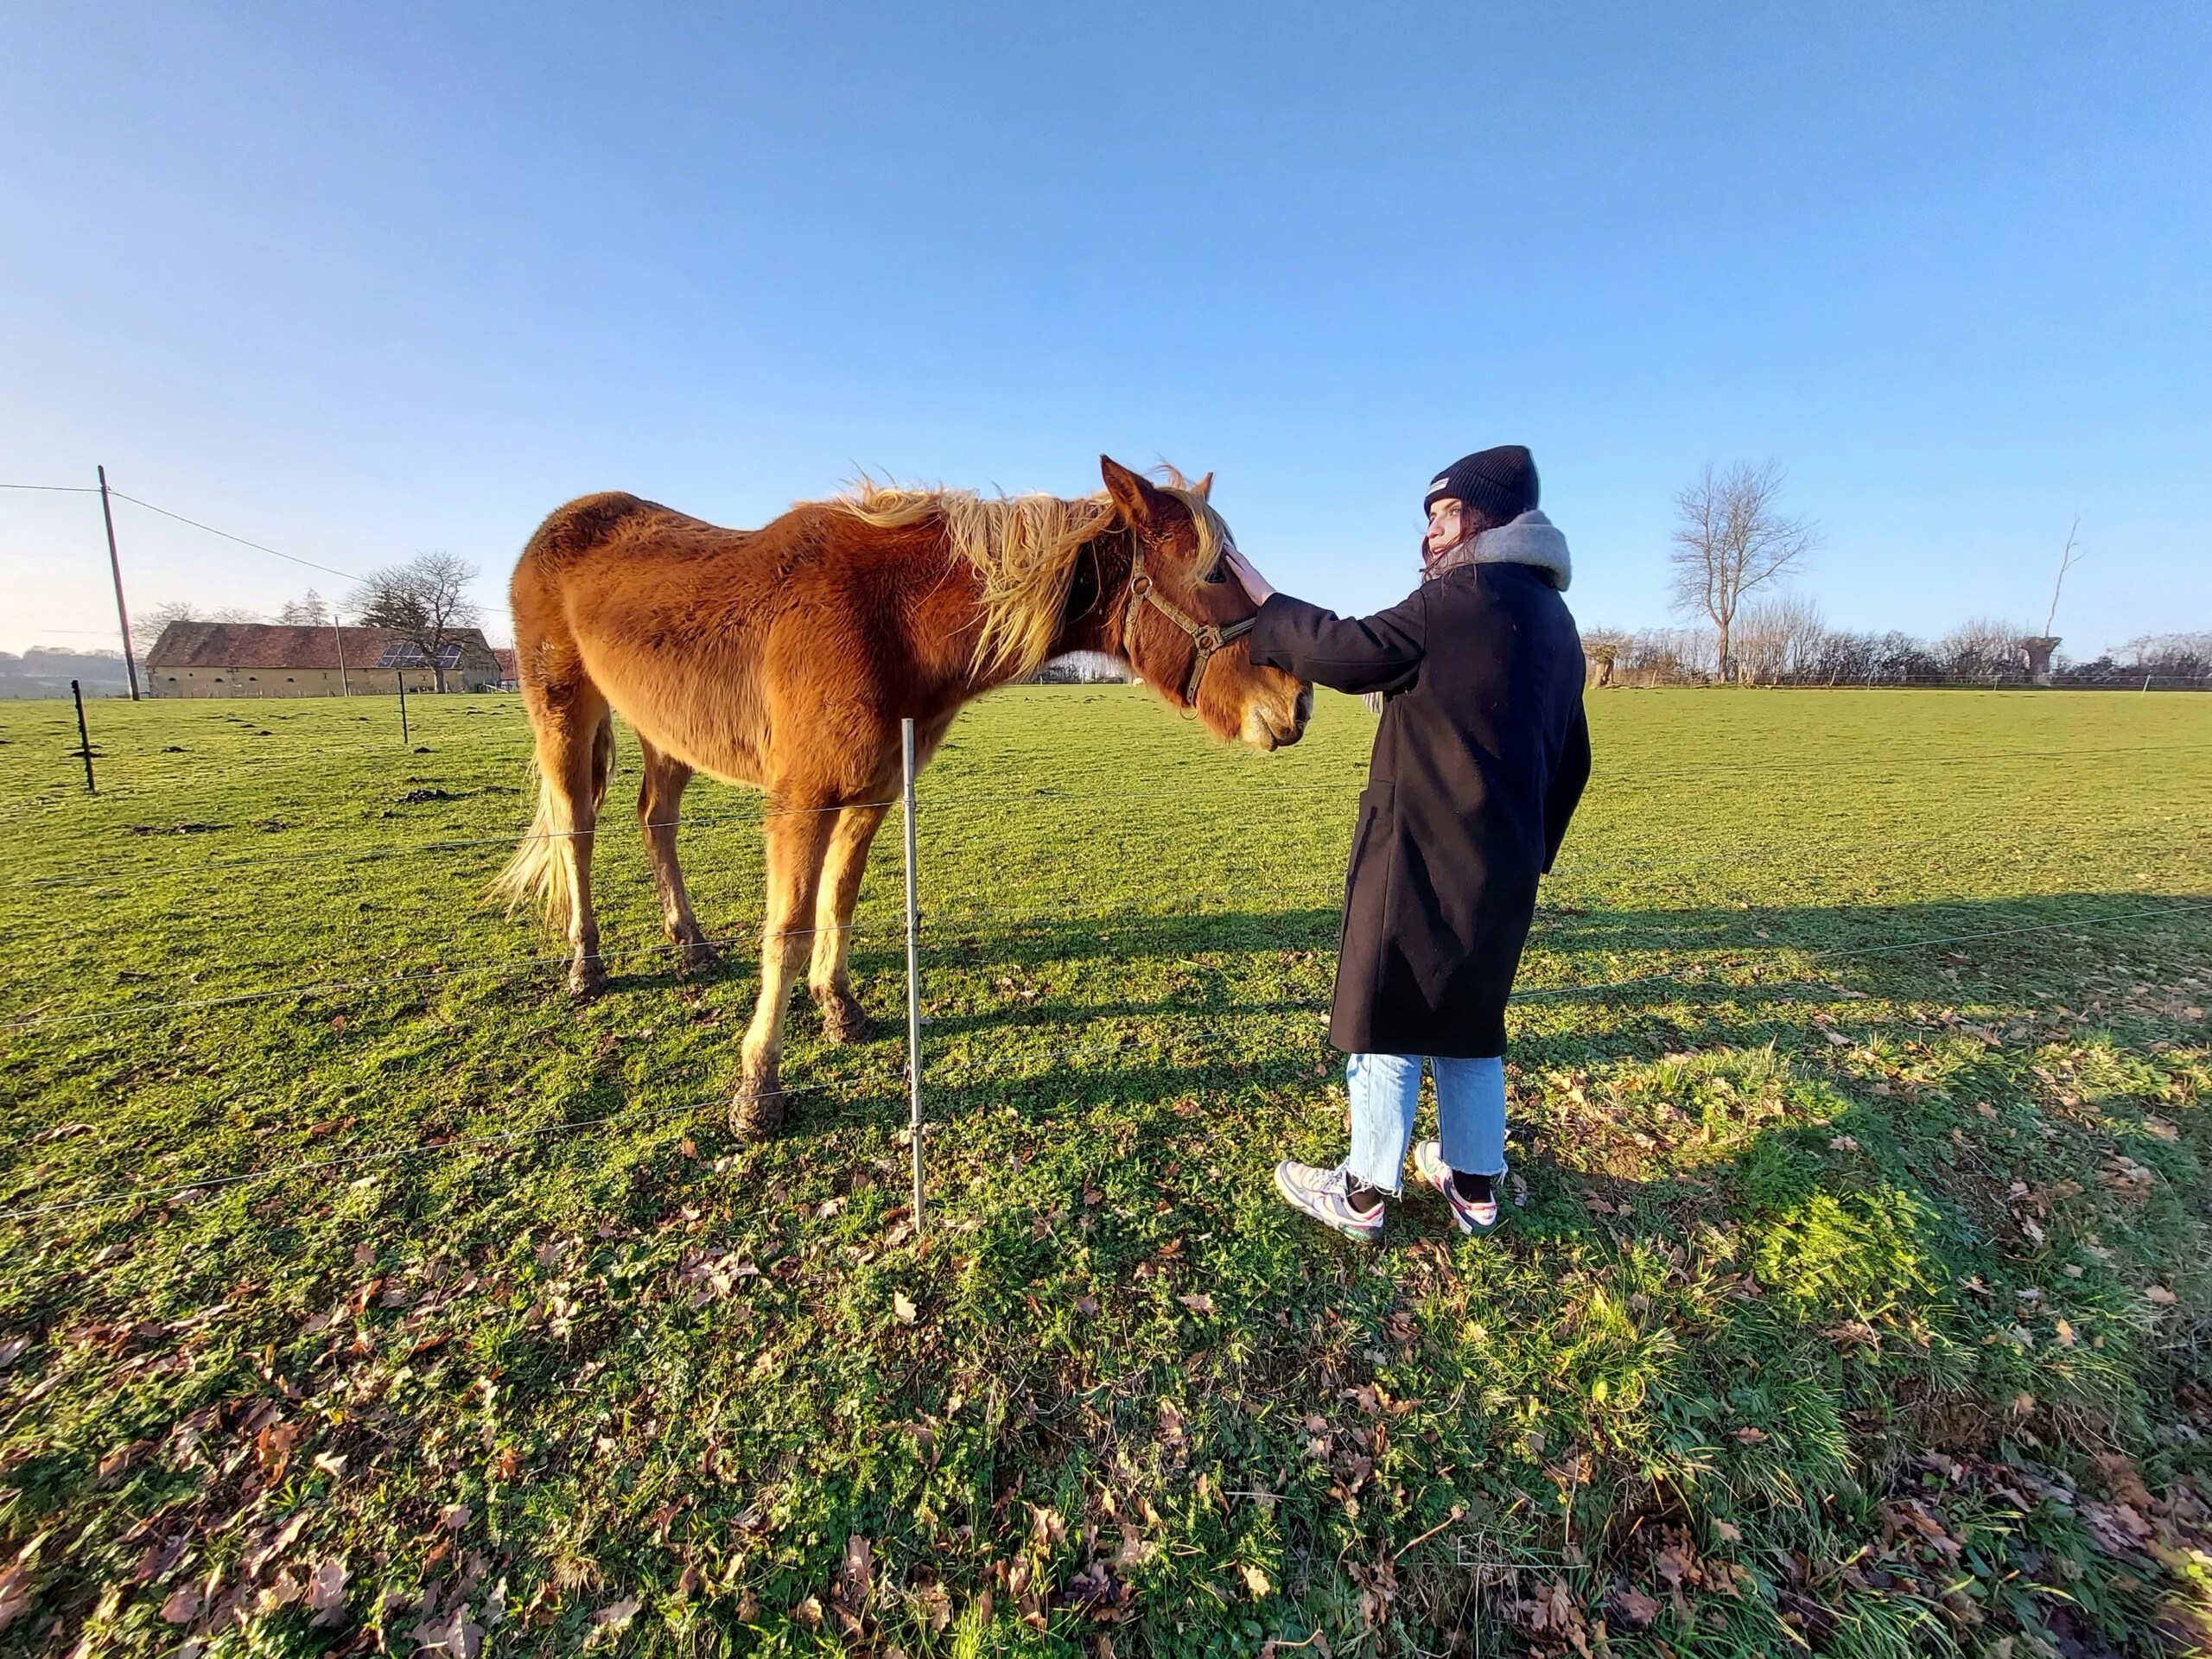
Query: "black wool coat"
1248 562 1591 1058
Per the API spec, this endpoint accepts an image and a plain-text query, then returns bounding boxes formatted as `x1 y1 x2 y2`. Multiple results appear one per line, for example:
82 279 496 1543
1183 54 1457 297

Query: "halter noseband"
1119 529 1258 705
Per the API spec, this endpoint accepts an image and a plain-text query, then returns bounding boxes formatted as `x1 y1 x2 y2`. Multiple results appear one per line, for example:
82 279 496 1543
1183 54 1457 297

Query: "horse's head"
1098 457 1311 751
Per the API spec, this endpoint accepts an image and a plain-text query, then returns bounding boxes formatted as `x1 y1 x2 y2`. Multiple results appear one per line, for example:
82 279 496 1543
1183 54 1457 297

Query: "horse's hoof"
674 937 721 978
729 1062 785 1141
568 957 609 999
815 987 876 1045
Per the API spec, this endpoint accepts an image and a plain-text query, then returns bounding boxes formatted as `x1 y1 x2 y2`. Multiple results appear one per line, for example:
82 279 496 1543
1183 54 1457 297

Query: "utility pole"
331 607 351 696
97 466 142 701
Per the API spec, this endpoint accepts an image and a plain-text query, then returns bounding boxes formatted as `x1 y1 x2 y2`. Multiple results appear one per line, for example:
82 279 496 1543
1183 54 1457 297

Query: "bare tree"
1938 616 2031 683
137 599 202 640
1734 593 1827 684
1669 461 1820 682
352 552 482 691
133 599 202 682
276 588 329 626
2042 518 2084 638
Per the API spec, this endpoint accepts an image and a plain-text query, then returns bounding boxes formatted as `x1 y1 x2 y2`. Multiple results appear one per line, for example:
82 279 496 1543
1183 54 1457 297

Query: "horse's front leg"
809 803 890 1043
732 803 840 1140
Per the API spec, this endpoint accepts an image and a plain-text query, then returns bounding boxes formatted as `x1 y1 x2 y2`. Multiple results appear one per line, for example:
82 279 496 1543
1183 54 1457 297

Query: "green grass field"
3 685 2209 1658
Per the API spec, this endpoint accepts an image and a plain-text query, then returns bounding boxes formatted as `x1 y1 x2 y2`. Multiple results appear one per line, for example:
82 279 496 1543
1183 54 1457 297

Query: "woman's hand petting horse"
1221 545 1276 605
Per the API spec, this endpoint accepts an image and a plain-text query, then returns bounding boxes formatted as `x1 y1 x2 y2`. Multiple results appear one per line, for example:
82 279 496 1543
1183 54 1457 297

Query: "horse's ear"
1101 455 1164 528
1191 472 1213 501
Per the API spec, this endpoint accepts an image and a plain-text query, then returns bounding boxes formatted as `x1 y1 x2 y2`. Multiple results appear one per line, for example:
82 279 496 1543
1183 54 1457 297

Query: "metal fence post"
901 716 925 1234
397 671 410 744
70 680 95 792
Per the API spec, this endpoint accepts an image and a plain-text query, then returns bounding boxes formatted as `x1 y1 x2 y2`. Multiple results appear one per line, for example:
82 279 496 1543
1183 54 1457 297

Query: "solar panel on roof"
373 640 464 670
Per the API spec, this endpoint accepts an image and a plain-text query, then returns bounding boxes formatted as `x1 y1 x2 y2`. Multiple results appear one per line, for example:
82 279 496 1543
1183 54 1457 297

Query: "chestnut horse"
494 457 1310 1136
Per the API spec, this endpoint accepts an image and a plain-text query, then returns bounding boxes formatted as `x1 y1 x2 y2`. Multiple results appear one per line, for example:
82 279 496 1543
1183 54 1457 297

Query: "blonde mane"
828 471 1234 679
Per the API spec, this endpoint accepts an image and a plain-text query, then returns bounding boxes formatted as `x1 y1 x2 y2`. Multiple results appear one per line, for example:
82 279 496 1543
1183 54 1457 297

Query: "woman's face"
1425 498 1466 556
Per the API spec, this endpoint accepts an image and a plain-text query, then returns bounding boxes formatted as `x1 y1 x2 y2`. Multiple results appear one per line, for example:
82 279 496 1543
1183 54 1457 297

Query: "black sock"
1452 1170 1494 1205
1346 1179 1386 1217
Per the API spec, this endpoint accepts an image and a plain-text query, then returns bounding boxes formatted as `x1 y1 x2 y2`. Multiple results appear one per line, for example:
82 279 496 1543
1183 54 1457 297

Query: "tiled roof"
146 622 499 671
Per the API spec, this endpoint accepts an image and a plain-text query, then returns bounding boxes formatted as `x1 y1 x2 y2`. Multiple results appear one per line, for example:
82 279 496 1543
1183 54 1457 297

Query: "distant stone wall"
149 665 497 697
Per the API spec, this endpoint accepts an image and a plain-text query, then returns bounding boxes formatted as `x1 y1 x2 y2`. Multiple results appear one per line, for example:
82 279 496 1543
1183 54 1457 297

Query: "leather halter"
1119 529 1258 705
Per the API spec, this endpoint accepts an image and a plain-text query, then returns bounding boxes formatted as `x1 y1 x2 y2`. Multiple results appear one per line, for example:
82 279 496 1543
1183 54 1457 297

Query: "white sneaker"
1272 1160 1384 1243
1414 1140 1502 1236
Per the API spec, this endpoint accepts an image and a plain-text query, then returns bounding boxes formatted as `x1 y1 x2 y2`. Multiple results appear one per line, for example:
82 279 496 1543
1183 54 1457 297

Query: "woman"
1223 445 1590 1241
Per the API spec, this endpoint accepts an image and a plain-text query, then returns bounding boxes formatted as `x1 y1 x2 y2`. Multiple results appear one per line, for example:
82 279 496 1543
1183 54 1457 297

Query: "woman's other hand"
1222 546 1277 606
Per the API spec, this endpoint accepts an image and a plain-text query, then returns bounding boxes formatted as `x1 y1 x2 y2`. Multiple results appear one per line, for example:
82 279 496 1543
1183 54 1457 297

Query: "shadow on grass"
887 887 2209 1040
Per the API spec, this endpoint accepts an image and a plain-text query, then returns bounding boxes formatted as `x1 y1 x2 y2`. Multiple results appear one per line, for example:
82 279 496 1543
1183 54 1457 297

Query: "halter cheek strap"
1120 531 1259 705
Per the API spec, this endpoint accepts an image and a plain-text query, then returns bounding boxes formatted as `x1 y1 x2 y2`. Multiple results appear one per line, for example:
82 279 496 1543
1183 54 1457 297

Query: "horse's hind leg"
732 801 839 1140
809 803 889 1043
556 702 615 997
500 649 613 999
635 734 716 976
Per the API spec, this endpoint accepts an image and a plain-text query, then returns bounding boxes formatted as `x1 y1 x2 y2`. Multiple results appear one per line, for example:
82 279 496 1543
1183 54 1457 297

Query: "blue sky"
3 3 2207 658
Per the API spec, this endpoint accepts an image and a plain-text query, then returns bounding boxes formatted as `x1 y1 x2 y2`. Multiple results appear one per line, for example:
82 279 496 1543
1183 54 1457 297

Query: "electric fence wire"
0 1079 854 1224
5 810 2206 1033
7 747 2209 890
0 918 874 1034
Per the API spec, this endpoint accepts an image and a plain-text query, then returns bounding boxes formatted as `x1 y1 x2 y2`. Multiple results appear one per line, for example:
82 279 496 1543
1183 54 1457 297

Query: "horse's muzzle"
1244 683 1312 751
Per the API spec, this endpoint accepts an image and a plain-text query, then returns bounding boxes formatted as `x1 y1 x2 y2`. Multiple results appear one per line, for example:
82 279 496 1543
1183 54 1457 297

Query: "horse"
493 456 1312 1137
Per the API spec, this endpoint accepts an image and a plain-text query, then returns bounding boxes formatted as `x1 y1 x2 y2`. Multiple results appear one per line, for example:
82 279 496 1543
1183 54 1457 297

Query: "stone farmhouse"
143 622 502 697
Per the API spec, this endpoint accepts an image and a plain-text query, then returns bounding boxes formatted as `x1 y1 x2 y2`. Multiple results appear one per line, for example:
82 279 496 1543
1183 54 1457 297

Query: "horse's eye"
1200 551 1228 584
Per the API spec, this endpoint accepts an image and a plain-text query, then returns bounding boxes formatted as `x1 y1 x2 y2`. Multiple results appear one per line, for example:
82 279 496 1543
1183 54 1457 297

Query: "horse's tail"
489 709 614 934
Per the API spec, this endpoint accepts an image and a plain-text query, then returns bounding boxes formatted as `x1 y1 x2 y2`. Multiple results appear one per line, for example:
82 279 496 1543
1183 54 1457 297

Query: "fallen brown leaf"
308 1559 349 1627
1612 1586 1661 1629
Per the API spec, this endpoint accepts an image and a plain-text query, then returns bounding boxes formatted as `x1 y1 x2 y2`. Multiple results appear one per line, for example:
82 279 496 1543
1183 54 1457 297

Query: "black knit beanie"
1424 445 1539 526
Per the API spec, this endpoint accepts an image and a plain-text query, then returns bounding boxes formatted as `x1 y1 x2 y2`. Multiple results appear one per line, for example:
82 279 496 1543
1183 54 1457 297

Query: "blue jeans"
1343 1053 1507 1195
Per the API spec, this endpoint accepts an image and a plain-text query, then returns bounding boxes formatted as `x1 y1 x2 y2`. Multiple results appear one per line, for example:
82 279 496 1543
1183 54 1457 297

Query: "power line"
105 492 369 585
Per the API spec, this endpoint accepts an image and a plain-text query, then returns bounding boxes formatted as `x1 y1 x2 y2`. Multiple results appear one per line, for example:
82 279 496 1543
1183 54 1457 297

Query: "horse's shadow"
618 889 2205 1192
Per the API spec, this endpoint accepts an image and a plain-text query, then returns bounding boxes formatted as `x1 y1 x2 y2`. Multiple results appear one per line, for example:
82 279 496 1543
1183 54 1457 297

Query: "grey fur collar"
1425 508 1572 592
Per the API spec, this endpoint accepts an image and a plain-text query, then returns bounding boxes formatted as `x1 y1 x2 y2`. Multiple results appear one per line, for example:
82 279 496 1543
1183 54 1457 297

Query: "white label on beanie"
1429 476 1451 493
